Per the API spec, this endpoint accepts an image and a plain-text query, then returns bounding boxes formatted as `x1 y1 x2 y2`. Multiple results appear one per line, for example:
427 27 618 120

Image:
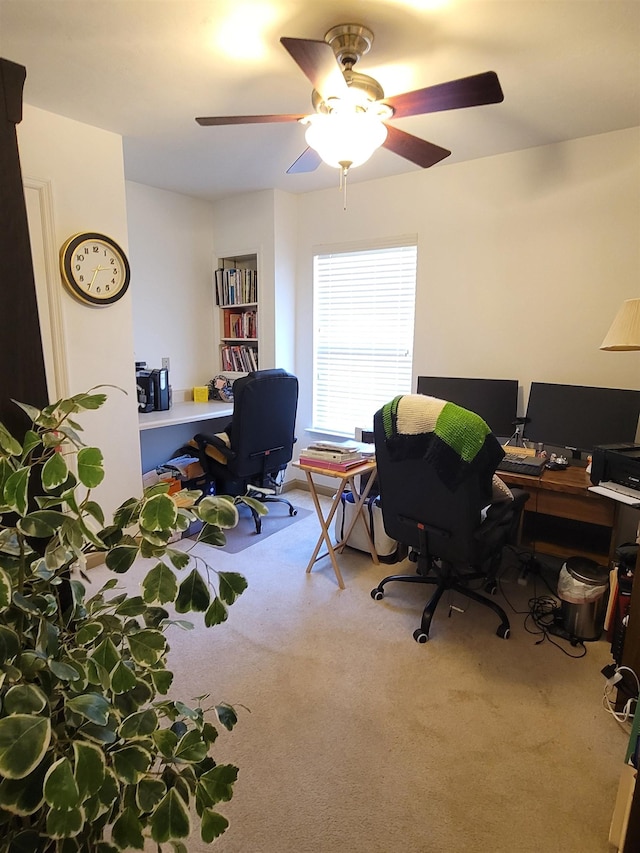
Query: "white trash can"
557 556 609 641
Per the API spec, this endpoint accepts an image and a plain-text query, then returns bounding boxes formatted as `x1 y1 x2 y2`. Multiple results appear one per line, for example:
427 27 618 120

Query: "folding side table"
292 458 379 589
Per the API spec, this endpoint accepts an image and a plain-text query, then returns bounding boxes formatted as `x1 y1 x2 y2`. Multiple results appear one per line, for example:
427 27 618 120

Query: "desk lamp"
600 298 640 351
600 297 640 544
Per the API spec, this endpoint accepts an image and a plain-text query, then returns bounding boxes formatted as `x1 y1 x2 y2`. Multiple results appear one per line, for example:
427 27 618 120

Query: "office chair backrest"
230 369 298 478
373 399 502 566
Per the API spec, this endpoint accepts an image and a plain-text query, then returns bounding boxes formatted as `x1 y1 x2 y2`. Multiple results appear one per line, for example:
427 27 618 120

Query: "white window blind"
313 242 417 436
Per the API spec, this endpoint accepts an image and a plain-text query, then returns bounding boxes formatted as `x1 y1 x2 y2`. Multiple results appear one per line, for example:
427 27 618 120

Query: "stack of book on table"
298 441 372 472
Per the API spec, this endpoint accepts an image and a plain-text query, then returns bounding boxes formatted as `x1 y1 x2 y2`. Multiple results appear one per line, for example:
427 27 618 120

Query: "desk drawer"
537 489 614 526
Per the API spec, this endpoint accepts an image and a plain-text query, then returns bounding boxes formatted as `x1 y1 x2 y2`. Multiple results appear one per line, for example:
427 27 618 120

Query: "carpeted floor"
89 488 629 852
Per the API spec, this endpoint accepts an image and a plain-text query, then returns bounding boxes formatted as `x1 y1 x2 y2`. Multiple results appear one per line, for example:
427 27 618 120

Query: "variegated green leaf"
66 693 110 726
0 422 22 456
41 451 68 490
175 569 210 614
119 709 158 739
142 562 178 605
201 809 229 843
204 597 228 627
105 543 139 574
140 493 178 532
174 729 208 763
73 741 105 797
112 806 145 850
4 684 47 715
136 777 166 813
4 467 30 516
110 660 138 694
127 629 166 666
0 715 51 779
44 756 80 809
0 566 12 611
46 805 83 839
241 495 268 516
197 495 238 529
77 447 104 488
150 788 191 843
218 571 248 605
111 745 151 784
18 509 68 537
198 763 238 803
197 524 226 547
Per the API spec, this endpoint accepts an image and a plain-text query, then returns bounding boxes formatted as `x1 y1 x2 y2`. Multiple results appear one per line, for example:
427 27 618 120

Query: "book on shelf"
215 266 258 306
298 455 367 472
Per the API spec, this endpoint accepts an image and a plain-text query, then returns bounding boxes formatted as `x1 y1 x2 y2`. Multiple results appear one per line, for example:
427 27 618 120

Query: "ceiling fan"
196 23 504 175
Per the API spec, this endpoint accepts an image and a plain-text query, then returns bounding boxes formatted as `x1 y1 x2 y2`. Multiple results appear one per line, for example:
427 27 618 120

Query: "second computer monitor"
416 376 519 437
524 382 640 455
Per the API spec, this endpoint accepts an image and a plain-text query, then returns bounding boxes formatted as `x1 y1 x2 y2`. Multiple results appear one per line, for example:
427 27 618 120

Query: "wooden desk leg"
334 472 380 565
304 470 346 590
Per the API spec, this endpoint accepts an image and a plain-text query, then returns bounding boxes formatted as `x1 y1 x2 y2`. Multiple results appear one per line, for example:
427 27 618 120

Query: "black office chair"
370 395 529 643
188 369 299 533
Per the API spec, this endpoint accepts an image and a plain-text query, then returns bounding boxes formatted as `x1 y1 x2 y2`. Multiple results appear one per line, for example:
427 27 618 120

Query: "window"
313 240 417 436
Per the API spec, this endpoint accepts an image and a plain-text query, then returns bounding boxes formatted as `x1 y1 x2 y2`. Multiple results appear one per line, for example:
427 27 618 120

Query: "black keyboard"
497 454 546 476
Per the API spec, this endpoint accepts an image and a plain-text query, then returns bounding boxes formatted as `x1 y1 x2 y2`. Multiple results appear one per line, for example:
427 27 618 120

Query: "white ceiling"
1 0 639 203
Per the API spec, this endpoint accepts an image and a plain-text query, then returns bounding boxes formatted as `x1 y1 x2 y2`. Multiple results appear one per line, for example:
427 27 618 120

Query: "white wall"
126 182 216 390
295 127 640 432
18 105 142 518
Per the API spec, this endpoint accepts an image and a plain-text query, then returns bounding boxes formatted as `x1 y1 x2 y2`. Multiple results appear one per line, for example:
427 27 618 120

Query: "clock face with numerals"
60 232 131 306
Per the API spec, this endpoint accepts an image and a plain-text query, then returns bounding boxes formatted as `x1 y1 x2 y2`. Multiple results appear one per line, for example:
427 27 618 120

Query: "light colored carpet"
89 488 628 853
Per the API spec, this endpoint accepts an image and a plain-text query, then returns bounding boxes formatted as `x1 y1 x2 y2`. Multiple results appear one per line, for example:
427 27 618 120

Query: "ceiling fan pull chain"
339 162 350 210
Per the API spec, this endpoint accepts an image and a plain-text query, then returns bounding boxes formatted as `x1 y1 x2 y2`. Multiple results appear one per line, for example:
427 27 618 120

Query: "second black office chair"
188 369 298 533
370 395 529 643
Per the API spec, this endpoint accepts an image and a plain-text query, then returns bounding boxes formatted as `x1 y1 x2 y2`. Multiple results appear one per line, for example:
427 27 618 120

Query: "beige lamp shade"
600 298 640 351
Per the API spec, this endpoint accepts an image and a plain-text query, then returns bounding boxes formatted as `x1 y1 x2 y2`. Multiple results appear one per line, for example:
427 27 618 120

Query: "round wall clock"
59 232 131 306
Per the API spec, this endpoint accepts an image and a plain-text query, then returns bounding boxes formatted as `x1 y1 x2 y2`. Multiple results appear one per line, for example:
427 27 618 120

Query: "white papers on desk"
588 482 640 506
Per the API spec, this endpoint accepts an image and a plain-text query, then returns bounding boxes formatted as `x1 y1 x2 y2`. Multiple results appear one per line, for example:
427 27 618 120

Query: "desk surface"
138 400 233 431
498 463 596 494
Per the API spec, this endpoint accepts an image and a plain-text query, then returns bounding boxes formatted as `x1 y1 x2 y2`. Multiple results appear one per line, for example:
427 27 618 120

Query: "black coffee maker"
136 362 155 413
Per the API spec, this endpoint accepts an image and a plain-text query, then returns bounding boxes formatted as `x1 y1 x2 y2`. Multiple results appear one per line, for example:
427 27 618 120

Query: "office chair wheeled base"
244 488 297 534
371 568 511 643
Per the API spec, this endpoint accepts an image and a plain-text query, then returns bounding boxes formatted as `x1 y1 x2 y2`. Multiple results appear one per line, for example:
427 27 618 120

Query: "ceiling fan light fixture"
303 111 388 170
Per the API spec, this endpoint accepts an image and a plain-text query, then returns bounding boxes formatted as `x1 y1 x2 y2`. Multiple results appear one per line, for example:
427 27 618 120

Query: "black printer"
591 443 640 491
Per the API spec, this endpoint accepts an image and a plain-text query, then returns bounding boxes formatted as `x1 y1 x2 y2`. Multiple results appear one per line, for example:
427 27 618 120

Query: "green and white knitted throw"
381 394 504 492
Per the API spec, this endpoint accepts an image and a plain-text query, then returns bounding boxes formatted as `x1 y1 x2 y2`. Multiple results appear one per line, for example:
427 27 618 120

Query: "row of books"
215 267 258 306
223 310 257 339
298 440 374 472
220 344 258 372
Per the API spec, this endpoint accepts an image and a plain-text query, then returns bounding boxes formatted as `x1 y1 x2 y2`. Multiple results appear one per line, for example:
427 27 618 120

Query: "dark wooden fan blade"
286 147 322 174
387 71 503 119
280 37 349 100
383 125 451 168
196 114 304 126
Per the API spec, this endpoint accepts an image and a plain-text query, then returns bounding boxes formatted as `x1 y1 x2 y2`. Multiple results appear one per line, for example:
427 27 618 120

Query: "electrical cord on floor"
498 547 587 658
602 665 639 725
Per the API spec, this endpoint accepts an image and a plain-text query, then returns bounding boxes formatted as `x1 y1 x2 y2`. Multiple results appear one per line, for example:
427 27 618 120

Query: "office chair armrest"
192 432 236 465
478 487 529 543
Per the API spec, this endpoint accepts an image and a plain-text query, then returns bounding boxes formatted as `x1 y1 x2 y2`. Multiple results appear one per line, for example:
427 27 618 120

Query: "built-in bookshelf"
215 253 258 372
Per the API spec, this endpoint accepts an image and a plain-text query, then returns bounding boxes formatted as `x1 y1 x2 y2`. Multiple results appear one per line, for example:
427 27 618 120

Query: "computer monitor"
524 382 640 455
416 376 519 437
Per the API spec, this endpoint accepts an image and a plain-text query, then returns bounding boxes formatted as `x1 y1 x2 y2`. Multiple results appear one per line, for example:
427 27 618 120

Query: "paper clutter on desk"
193 386 209 402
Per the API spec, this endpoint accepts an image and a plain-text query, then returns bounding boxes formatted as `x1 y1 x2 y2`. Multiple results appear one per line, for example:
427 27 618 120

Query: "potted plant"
0 388 250 851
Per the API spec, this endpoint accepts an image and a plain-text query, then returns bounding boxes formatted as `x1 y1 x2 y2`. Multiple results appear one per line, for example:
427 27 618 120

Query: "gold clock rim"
59 231 131 307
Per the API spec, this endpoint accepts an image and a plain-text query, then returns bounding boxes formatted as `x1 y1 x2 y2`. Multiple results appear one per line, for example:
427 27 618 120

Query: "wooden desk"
498 465 619 565
292 459 379 589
